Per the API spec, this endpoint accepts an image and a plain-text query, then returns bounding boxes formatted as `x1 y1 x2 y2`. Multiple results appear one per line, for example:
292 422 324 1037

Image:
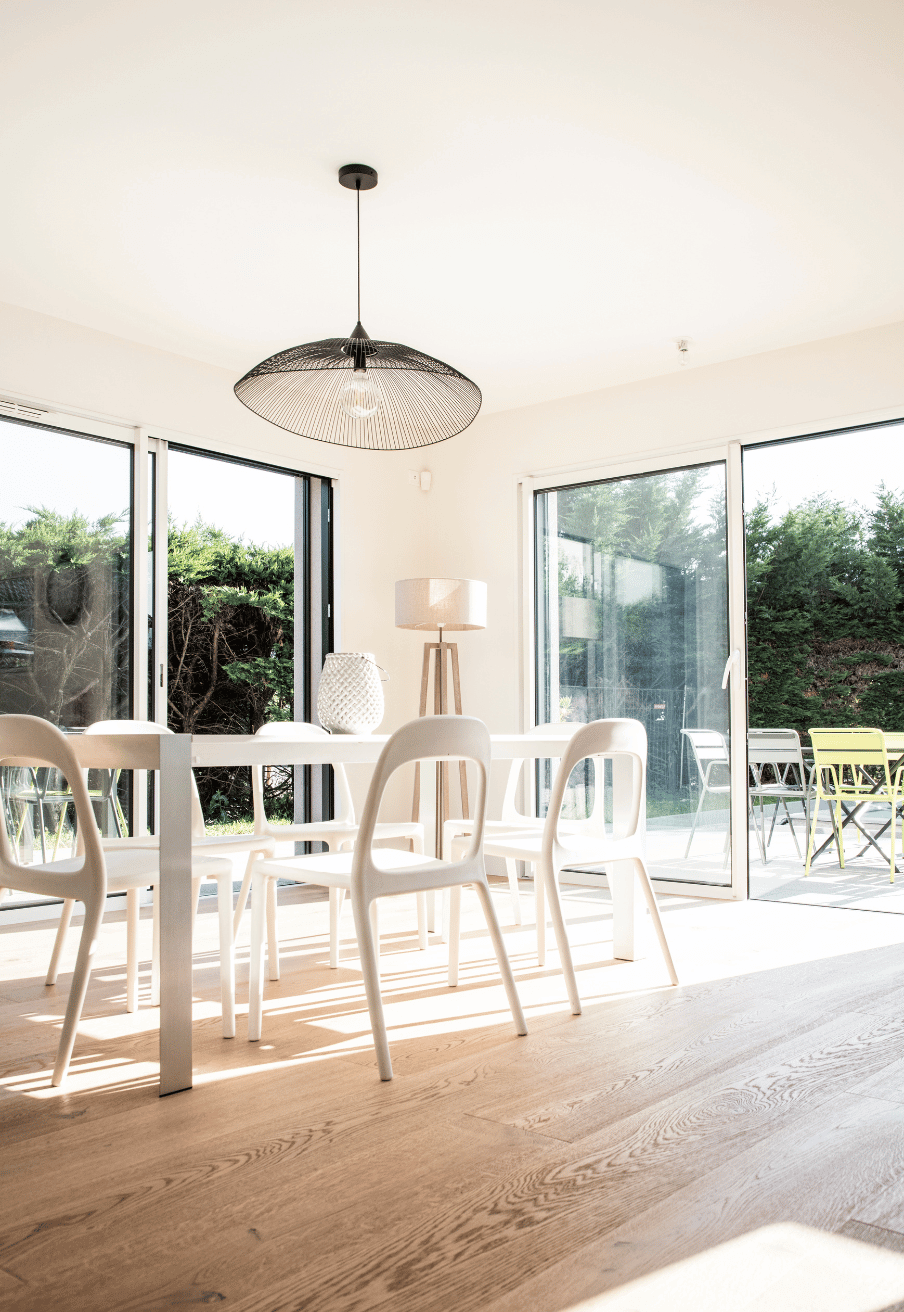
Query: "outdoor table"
68 729 641 1096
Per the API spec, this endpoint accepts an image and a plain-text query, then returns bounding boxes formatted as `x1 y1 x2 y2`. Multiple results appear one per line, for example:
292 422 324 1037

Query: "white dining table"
70 730 641 1095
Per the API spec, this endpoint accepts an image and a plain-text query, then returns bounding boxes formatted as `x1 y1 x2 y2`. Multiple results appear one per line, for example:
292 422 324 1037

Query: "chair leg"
890 801 896 884
36 800 47 863
835 800 846 868
126 888 140 1013
749 795 767 865
535 864 546 966
505 858 522 925
472 878 527 1036
634 858 678 986
266 878 279 982
232 853 256 938
805 792 823 877
50 800 69 860
684 788 706 858
247 873 268 1042
51 894 104 1086
191 875 202 930
151 888 160 1006
426 889 438 934
219 877 236 1039
417 891 428 950
370 899 380 976
329 886 344 968
540 858 581 1015
781 799 803 859
448 885 462 987
46 899 75 986
352 892 392 1081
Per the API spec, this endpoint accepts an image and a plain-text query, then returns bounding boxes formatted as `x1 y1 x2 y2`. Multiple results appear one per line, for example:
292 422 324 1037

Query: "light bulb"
339 368 380 420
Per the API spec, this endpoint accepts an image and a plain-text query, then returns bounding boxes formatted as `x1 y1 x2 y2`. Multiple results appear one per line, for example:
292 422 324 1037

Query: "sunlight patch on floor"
566 1223 904 1312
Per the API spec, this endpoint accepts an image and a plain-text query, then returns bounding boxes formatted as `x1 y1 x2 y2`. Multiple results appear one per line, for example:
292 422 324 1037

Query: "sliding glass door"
533 451 746 895
0 413 334 905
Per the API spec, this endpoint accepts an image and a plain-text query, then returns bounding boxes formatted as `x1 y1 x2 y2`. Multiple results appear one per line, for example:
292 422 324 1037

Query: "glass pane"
744 420 904 910
0 418 133 865
0 418 132 727
535 463 731 885
167 447 297 828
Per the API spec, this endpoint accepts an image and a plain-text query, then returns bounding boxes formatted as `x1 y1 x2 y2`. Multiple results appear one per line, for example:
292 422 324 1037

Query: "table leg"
611 860 642 960
158 734 194 1095
611 755 642 961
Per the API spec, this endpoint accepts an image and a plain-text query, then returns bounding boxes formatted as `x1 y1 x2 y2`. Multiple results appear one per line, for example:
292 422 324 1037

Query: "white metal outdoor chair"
682 728 731 868
247 715 527 1079
747 728 813 864
245 720 427 972
442 721 595 928
469 719 678 1014
0 714 233 1083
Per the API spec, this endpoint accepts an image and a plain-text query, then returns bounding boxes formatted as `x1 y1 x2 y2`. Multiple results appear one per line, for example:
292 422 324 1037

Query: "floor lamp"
395 577 487 858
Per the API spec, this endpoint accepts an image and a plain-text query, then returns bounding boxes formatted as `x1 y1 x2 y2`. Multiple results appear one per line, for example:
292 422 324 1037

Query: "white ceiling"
1 0 903 415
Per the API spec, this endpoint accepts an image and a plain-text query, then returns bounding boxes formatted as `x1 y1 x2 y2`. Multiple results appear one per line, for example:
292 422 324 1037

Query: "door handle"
721 649 740 690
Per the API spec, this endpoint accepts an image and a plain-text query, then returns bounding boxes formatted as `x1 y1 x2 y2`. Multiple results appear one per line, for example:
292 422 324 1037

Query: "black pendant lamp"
234 165 482 451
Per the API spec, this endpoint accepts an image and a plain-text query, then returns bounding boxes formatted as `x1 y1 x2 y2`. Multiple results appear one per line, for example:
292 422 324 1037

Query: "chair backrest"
252 722 355 827
682 728 729 776
0 715 105 896
354 716 490 873
543 718 647 856
747 728 804 766
808 727 891 789
84 720 206 838
499 721 588 823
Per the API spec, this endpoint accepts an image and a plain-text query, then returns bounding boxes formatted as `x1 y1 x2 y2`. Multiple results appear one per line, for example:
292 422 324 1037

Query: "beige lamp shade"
395 577 487 631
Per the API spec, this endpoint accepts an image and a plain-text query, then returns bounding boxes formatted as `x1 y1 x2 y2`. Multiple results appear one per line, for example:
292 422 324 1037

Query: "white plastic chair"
747 728 812 864
682 728 731 868
0 714 232 1083
50 720 276 1038
442 722 593 926
245 721 427 971
247 715 528 1079
473 719 678 1015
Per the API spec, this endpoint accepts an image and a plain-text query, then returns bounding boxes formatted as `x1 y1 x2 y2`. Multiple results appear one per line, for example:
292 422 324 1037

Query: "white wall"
4 298 904 817
419 317 904 743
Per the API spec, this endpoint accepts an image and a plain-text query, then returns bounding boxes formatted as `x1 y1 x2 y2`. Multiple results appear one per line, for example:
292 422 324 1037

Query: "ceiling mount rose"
233 162 481 450
338 163 378 191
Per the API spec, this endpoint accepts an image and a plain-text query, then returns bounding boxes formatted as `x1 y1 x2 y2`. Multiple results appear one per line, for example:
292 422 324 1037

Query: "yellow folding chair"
806 728 904 882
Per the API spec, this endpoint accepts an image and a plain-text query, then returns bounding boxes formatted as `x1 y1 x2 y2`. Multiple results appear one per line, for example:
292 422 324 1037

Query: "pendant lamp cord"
356 179 361 323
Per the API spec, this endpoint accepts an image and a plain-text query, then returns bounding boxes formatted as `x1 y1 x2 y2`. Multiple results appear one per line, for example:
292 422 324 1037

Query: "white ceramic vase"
317 652 386 735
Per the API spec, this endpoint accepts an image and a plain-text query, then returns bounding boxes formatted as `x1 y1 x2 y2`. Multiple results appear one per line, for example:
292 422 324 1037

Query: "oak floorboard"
2 891 904 1310
200 1012 904 1312
841 1219 904 1252
480 1090 904 1312
33 1004 900 1312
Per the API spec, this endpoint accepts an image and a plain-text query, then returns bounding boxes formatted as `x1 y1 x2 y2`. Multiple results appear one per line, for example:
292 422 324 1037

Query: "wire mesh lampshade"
234 163 482 451
235 331 481 451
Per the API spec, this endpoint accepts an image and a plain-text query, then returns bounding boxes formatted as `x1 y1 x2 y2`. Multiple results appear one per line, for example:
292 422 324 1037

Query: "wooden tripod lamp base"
395 578 488 859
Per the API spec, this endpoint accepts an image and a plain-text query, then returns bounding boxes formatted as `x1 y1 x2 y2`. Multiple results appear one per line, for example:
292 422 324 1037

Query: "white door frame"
520 441 748 902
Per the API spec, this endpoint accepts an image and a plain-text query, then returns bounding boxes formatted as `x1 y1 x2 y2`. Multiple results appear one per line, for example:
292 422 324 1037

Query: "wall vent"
0 397 48 420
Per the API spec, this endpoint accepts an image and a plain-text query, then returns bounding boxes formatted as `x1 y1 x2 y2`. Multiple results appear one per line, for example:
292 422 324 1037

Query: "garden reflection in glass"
0 417 132 730
534 463 731 887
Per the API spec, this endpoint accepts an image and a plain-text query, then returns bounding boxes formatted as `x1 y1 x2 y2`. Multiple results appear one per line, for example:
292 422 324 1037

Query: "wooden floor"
3 879 904 1311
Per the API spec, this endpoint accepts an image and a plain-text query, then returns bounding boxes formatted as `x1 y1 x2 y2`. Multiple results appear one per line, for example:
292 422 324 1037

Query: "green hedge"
747 484 904 739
